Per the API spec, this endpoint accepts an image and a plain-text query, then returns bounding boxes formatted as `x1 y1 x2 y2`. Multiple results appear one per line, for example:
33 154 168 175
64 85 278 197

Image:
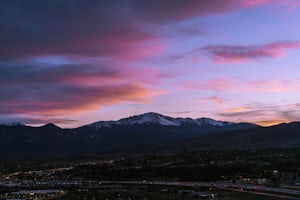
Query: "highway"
2 180 300 199
102 181 300 199
219 187 300 199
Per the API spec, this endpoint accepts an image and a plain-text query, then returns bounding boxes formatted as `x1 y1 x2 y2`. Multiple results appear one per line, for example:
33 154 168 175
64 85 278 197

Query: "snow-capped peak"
88 112 235 129
120 112 181 126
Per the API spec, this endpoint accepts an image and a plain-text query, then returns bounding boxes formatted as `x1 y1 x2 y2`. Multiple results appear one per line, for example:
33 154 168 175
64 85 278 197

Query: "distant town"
1 149 300 199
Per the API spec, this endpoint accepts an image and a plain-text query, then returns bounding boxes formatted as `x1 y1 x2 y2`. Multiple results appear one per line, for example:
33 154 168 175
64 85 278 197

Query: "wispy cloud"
169 41 300 64
201 96 224 104
219 103 300 126
181 78 300 92
249 79 300 92
219 109 265 117
183 78 234 92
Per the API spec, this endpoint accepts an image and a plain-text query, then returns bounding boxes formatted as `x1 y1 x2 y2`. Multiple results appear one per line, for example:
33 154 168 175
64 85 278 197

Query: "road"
2 179 300 199
106 180 300 199
218 186 300 199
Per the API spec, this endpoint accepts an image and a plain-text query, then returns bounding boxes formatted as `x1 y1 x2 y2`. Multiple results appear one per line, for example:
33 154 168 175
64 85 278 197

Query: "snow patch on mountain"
195 118 234 126
120 112 181 126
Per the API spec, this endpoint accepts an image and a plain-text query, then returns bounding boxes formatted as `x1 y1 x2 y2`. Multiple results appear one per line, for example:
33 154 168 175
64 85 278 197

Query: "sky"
1 0 300 127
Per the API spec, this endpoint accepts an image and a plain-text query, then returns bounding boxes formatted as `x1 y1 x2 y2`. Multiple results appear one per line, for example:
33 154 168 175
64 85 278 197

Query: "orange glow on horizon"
254 119 289 127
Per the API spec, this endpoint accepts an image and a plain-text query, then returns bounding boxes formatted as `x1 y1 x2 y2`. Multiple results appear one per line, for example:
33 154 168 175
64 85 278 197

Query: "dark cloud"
132 0 288 24
0 0 278 59
129 0 254 23
0 0 156 59
0 62 121 86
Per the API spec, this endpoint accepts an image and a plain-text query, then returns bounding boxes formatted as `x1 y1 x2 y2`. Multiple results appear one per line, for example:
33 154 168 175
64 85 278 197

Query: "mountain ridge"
86 112 253 129
0 112 258 159
2 113 299 159
0 112 255 129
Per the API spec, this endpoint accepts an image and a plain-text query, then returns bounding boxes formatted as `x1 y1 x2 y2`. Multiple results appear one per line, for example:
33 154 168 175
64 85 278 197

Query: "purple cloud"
202 41 300 63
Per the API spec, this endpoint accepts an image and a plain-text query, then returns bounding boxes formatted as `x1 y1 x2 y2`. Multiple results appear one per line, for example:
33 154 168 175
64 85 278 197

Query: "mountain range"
0 112 298 159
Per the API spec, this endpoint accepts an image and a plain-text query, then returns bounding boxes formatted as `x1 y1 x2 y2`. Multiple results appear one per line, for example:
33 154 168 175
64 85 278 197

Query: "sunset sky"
1 0 300 127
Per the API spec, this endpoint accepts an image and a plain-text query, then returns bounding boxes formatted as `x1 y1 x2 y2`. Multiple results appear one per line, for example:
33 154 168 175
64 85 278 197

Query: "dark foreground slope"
126 122 300 153
199 122 300 149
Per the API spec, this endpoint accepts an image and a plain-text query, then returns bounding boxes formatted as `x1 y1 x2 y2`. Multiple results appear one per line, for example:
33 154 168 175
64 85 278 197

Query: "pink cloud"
227 107 250 113
0 62 165 116
181 78 300 92
249 79 300 92
218 103 300 126
201 96 224 104
1 83 150 116
202 41 300 63
219 109 290 126
183 78 235 92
